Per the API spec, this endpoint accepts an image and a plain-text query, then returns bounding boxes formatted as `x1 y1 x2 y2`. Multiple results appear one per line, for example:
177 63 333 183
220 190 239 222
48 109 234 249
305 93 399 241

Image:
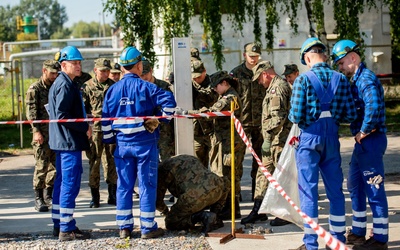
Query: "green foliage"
386 0 400 62
264 0 279 50
0 5 17 41
103 0 399 71
115 237 131 249
104 0 156 64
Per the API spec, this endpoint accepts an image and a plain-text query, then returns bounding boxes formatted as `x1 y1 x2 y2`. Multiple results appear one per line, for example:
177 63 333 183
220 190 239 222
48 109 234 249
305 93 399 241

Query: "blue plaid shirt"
289 62 356 130
349 62 386 135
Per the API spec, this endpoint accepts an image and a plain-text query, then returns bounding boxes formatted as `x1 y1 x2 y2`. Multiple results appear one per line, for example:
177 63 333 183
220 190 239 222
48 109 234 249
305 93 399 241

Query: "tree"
0 5 17 42
386 0 400 73
14 0 68 39
104 0 398 71
0 0 68 42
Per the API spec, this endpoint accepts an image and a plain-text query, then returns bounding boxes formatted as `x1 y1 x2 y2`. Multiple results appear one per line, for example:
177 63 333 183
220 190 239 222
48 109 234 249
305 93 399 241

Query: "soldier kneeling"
156 154 229 235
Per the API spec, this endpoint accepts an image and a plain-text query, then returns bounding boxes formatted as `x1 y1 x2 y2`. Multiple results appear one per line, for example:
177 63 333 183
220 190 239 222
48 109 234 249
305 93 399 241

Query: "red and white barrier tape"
0 111 231 125
233 115 349 250
0 109 348 249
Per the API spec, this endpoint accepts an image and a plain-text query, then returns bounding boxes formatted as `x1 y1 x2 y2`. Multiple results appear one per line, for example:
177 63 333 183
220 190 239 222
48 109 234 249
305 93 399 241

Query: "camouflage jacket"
192 75 218 136
262 75 292 145
154 77 174 92
75 72 92 90
192 87 242 143
156 155 225 213
25 76 52 137
230 62 265 127
151 77 175 158
82 77 115 131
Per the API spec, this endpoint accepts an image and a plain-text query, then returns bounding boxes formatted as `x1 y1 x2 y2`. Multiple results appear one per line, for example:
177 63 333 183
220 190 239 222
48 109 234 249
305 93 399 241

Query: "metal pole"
20 61 25 119
230 100 236 237
10 63 15 119
14 60 22 148
172 37 194 156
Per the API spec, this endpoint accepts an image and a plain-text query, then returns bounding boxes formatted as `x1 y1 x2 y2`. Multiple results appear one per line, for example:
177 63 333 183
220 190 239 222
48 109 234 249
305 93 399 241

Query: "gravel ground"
0 228 212 250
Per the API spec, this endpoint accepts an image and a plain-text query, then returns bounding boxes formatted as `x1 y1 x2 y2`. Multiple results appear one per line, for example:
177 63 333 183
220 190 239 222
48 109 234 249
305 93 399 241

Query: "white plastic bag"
259 124 303 228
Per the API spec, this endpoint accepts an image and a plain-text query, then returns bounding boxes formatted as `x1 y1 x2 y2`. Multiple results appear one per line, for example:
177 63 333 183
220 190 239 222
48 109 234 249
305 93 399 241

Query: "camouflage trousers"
194 133 212 168
32 140 56 189
209 134 245 197
240 126 264 180
254 138 284 199
86 131 118 188
165 177 229 230
158 122 175 162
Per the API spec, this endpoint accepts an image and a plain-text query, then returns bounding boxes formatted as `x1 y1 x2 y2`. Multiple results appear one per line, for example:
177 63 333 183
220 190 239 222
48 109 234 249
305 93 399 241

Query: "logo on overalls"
119 97 134 106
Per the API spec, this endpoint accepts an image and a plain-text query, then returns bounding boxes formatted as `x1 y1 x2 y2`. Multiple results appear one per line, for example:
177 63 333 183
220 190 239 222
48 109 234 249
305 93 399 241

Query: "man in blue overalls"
49 46 91 241
289 38 357 250
332 40 389 250
102 46 176 239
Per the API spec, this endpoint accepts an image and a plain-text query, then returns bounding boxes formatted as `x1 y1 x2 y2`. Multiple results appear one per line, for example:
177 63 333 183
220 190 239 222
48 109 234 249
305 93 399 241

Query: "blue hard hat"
119 47 142 66
55 46 84 62
299 37 326 65
331 39 359 64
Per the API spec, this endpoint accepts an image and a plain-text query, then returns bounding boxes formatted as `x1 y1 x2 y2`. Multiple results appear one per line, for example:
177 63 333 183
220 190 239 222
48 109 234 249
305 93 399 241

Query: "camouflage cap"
245 43 261 56
43 60 61 73
110 62 122 73
282 64 299 76
191 47 201 60
252 60 273 81
94 58 111 70
210 70 237 89
191 60 205 78
142 59 152 74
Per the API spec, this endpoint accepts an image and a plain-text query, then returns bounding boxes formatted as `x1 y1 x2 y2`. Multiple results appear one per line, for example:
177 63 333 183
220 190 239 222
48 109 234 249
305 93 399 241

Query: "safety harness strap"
305 71 340 112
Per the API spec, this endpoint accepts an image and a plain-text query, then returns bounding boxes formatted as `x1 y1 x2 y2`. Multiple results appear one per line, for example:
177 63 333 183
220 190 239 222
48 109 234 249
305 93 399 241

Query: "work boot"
89 187 100 208
353 237 388 250
291 244 307 250
251 178 256 201
240 198 268 224
44 187 53 206
119 228 131 239
107 184 117 205
346 230 366 245
219 196 241 220
191 211 217 235
141 228 164 239
59 227 90 241
34 189 49 212
211 218 225 230
53 227 60 237
270 217 292 226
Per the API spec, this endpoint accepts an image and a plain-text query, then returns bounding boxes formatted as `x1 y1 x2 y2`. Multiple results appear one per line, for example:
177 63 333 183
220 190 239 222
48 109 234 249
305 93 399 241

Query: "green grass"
0 76 35 151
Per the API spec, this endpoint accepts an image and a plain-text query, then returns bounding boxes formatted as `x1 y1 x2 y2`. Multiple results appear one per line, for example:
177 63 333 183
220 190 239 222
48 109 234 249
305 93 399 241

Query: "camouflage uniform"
25 76 56 190
192 75 218 168
208 87 243 195
152 78 175 162
230 62 265 192
191 71 244 197
82 76 117 188
156 155 229 231
254 75 292 199
76 71 92 89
